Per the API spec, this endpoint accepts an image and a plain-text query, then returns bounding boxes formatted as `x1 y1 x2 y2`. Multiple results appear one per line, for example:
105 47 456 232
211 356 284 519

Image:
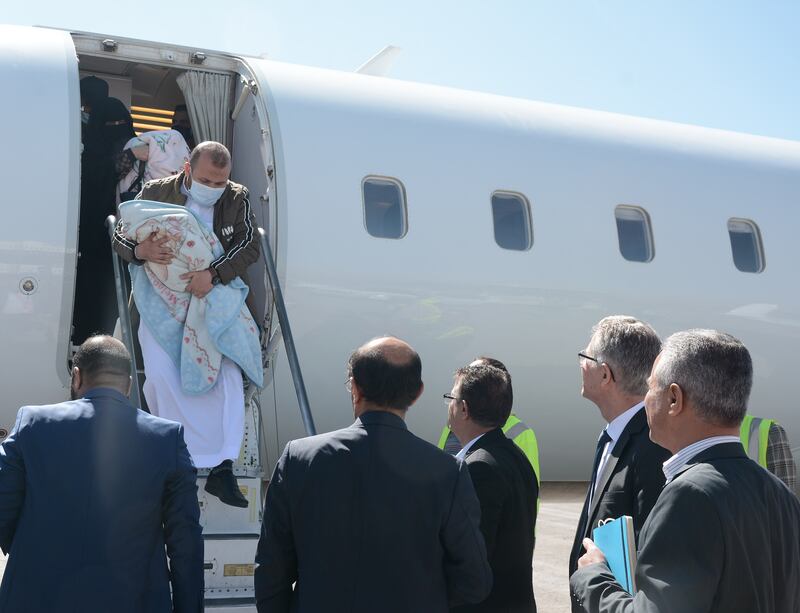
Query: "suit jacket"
569 409 670 582
0 388 204 613
254 410 492 613
452 427 538 613
570 442 800 612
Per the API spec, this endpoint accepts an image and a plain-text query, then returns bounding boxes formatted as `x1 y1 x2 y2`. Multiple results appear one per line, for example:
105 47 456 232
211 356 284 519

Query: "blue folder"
592 515 637 594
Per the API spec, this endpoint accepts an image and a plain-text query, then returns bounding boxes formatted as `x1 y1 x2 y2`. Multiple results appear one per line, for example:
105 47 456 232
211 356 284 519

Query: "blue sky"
7 1 800 140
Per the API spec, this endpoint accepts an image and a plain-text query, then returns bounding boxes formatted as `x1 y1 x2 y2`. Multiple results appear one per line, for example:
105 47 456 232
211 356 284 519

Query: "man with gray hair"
113 140 260 508
572 330 800 612
569 316 670 601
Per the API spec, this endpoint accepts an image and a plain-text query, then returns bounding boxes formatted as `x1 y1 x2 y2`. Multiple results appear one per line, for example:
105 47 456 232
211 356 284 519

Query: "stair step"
204 538 259 594
198 476 262 535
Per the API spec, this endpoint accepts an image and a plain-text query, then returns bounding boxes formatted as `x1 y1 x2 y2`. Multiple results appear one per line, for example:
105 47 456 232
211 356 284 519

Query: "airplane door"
0 26 81 431
231 73 273 330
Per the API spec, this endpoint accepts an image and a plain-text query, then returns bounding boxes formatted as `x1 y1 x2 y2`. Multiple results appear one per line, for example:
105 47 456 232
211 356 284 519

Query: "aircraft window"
491 191 533 251
727 218 765 273
614 205 654 262
362 177 407 239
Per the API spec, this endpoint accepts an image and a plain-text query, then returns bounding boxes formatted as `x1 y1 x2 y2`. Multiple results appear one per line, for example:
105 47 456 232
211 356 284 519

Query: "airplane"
2 23 799 609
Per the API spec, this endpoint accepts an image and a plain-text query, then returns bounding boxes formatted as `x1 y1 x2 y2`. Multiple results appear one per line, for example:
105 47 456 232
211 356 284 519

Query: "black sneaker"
205 460 249 508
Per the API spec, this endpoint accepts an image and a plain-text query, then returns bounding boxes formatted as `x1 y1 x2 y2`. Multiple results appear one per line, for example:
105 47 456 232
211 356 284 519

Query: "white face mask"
187 176 225 207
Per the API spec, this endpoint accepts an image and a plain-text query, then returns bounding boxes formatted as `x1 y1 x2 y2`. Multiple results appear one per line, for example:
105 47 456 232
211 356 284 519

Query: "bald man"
255 337 492 613
0 336 203 613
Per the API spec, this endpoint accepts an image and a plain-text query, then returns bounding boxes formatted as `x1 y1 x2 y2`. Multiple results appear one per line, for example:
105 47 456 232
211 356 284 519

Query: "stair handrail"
258 227 316 436
105 215 143 410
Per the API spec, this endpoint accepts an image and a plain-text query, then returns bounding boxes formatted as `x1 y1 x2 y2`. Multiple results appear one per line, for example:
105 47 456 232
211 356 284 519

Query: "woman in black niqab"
74 97 137 345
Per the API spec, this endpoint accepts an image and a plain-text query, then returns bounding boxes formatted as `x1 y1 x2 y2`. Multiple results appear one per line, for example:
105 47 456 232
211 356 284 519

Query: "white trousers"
138 321 245 468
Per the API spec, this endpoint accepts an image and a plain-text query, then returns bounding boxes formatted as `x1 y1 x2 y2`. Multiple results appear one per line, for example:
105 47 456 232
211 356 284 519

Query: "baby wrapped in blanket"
119 199 263 393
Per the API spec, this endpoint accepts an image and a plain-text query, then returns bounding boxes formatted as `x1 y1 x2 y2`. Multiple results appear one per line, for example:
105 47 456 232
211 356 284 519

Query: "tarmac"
0 481 586 611
534 481 586 612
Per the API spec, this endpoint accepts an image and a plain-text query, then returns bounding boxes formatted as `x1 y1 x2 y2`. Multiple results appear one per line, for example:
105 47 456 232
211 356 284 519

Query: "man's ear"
183 161 192 183
126 375 133 398
351 380 364 405
72 366 82 390
461 398 470 420
408 382 425 408
668 383 685 416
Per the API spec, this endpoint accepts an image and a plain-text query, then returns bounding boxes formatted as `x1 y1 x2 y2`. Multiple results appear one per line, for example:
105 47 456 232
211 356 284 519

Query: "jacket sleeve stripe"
113 222 137 251
211 195 255 269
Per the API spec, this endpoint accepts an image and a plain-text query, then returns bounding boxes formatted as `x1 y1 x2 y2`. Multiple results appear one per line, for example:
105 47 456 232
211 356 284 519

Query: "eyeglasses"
443 393 460 405
344 378 353 392
578 352 616 382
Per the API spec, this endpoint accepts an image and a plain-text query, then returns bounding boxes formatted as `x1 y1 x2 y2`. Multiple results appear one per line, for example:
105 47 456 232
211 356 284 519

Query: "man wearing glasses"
568 316 670 611
446 363 538 612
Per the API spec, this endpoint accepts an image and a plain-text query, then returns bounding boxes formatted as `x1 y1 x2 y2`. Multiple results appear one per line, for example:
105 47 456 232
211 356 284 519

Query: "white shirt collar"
662 435 742 483
605 401 645 444
455 432 487 462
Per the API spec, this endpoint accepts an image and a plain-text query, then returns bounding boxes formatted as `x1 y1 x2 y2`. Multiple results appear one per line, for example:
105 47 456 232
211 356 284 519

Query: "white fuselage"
2 25 799 479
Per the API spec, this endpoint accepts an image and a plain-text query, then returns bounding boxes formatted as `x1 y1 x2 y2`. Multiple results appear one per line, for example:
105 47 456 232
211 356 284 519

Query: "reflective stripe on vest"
502 415 540 485
437 426 450 449
502 415 541 531
740 415 773 468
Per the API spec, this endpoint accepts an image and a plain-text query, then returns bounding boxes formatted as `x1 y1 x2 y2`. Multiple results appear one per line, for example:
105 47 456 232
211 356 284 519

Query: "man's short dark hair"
189 141 231 169
73 336 131 383
474 356 509 375
456 364 512 428
348 344 422 411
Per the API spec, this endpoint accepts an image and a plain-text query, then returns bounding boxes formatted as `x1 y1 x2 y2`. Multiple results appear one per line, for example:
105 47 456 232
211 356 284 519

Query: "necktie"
588 430 612 513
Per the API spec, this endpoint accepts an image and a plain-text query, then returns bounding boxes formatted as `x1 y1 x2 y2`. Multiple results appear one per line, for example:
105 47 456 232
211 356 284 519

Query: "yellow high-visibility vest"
740 415 773 468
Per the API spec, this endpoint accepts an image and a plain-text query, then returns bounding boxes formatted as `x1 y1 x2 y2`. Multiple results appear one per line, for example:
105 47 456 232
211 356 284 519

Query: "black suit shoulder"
466 436 535 486
289 417 459 467
281 416 464 502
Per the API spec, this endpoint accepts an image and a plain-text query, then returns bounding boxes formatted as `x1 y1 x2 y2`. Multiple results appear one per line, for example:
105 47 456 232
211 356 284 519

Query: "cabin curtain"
176 71 231 147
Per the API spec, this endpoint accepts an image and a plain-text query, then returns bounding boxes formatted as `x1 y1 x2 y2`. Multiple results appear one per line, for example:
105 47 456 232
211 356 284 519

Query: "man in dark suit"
0 335 203 612
254 336 492 613
572 329 800 612
447 361 538 613
569 316 670 599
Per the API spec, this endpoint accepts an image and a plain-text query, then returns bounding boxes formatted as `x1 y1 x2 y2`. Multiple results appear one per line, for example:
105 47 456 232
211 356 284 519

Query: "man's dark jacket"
254 410 493 613
0 388 204 612
569 408 670 588
570 442 800 612
452 427 539 613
